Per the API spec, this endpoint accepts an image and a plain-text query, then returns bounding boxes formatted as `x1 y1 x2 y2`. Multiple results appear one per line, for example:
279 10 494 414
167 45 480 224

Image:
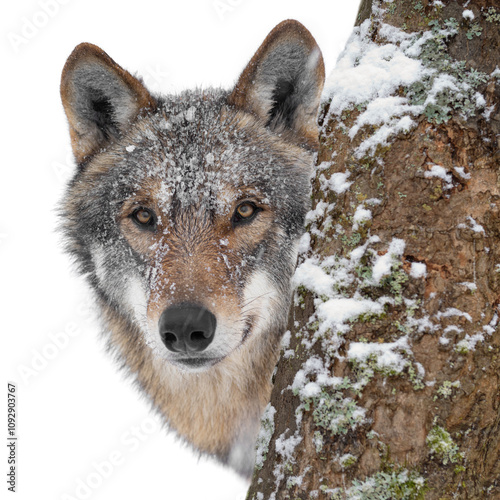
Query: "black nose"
158 304 216 353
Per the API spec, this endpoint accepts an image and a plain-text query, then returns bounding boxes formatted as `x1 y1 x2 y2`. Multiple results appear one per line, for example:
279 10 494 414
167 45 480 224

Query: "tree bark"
247 1 500 499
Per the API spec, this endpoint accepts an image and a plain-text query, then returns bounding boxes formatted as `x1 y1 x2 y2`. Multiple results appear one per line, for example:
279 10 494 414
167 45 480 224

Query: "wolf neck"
107 313 279 474
157 334 277 451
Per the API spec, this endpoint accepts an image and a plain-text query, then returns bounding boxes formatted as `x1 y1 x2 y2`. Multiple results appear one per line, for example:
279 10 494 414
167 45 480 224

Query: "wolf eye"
232 202 260 225
237 203 254 218
131 207 156 229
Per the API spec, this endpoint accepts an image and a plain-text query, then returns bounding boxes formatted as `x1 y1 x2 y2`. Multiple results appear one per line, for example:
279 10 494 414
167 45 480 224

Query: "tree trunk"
247 1 500 498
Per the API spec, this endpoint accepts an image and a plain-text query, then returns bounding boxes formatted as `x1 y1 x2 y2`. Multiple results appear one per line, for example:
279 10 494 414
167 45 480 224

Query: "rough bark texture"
247 1 499 499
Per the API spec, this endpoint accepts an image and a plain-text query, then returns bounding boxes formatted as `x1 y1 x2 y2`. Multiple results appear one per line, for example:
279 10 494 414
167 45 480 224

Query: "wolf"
59 19 324 478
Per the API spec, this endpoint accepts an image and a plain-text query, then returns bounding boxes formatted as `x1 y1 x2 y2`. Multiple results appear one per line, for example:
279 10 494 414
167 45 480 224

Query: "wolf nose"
158 304 216 353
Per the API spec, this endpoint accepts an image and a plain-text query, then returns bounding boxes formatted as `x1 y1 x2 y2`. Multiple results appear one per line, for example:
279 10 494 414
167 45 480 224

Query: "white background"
2 1 358 499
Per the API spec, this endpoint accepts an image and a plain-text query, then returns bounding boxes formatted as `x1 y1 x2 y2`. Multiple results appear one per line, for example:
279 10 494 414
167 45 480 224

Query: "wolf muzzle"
159 304 217 354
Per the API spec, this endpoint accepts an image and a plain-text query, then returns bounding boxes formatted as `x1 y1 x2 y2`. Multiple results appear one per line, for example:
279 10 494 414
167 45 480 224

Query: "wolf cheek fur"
59 20 324 478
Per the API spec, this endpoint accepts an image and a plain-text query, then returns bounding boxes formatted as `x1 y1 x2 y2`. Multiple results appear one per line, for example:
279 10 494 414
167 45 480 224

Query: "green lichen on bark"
426 425 465 466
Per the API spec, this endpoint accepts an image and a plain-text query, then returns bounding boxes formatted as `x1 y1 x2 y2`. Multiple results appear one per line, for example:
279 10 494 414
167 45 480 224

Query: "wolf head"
60 20 324 373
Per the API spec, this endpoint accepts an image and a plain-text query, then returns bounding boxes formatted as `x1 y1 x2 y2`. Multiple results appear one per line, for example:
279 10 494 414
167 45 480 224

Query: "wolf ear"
60 43 155 164
228 20 325 150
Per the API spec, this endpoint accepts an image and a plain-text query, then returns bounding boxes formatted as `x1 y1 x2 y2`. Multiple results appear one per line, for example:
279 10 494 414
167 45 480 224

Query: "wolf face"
60 20 324 477
70 91 314 370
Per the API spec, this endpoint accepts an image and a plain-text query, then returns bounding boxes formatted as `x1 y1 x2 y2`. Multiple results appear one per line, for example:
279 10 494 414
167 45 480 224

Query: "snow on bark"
247 1 500 498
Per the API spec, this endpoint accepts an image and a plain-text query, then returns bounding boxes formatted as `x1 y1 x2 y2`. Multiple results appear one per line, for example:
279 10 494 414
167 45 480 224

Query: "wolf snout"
158 304 216 353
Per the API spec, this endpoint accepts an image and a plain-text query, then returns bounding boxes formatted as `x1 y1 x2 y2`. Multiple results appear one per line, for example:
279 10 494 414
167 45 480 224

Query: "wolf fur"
59 20 324 478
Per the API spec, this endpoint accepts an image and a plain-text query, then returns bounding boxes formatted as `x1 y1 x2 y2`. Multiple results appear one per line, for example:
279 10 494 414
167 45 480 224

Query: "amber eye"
232 202 260 225
237 203 255 218
131 207 156 230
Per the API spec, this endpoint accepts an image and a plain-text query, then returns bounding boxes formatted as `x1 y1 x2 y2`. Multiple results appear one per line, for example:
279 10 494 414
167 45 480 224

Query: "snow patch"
484 314 498 335
410 262 427 279
281 330 291 349
347 336 411 374
372 238 406 283
305 201 329 224
317 295 384 335
322 19 428 157
254 404 276 470
297 232 311 255
293 259 335 297
275 432 302 461
352 205 372 231
462 9 474 20
459 282 477 292
467 216 485 234
453 166 471 180
424 164 453 189
436 308 473 322
353 205 372 224
323 21 425 113
355 115 415 158
321 171 352 194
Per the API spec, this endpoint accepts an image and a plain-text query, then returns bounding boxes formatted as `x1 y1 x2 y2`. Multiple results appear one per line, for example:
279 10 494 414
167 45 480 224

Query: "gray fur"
59 21 324 478
70 61 146 152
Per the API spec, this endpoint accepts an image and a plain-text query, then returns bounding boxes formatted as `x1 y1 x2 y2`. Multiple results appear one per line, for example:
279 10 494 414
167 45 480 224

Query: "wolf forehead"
78 89 313 220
